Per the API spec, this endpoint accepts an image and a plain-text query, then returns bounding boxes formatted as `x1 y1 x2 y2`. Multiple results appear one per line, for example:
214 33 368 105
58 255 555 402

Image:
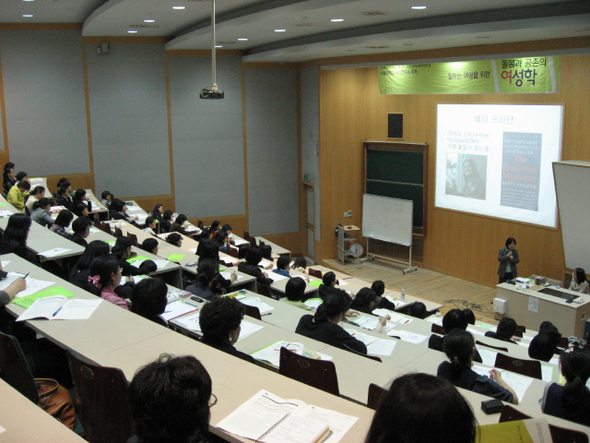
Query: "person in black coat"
130 279 168 327
0 213 37 263
237 248 272 286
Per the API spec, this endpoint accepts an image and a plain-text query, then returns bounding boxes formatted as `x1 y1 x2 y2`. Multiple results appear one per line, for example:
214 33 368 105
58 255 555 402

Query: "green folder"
308 280 322 287
167 254 185 262
127 255 149 264
12 286 77 309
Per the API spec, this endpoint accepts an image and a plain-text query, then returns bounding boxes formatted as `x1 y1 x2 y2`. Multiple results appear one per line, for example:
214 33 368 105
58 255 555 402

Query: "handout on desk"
17 296 101 322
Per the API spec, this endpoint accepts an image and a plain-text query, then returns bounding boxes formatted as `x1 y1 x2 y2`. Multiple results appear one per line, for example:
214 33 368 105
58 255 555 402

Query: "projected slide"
436 104 563 228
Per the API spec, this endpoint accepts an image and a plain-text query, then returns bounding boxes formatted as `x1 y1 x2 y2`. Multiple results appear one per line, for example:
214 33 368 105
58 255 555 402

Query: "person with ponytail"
186 259 223 300
85 255 128 310
295 290 367 354
437 329 517 404
542 343 590 426
31 197 54 227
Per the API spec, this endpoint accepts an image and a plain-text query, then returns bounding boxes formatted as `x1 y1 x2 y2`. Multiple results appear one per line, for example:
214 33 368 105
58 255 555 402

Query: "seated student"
529 321 562 362
112 237 142 277
349 287 390 332
210 220 221 237
221 223 235 245
50 209 74 239
110 199 138 224
462 308 476 325
296 291 367 354
186 259 222 300
0 273 26 306
280 277 311 310
160 209 174 233
73 202 90 220
72 189 91 212
16 171 28 183
0 214 36 263
542 344 590 427
238 248 273 286
2 162 16 195
7 180 31 212
166 232 183 248
69 240 110 289
260 244 273 261
151 203 164 221
70 217 91 247
170 214 191 237
54 180 74 211
197 240 236 289
142 216 157 235
539 321 562 352
569 267 590 294
85 255 128 310
130 278 168 327
408 301 427 319
141 238 159 256
370 280 397 311
292 256 308 272
366 373 476 443
318 271 340 299
428 309 483 363
196 228 213 256
101 190 113 209
215 229 230 253
30 198 54 228
484 316 518 344
199 296 256 363
25 185 45 215
438 329 518 404
273 256 292 278
127 354 213 443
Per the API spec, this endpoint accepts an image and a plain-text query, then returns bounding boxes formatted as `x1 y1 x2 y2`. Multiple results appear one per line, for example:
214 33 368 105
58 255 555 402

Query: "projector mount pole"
211 0 217 91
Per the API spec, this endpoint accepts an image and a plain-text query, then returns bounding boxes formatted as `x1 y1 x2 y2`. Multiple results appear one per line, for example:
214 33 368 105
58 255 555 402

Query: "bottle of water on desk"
401 289 406 303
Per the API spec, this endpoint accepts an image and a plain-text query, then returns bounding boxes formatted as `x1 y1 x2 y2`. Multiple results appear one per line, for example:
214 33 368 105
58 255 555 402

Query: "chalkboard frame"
364 140 428 236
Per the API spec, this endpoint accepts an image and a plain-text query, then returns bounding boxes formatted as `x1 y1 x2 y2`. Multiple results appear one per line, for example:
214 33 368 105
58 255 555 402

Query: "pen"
261 312 272 316
23 273 29 279
53 306 63 317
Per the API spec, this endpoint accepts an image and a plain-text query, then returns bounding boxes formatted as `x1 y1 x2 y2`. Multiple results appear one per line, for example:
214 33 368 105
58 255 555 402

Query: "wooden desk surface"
84 189 108 213
0 379 85 442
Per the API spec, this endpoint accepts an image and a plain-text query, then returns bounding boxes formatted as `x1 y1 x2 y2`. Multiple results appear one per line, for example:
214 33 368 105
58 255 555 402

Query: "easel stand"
361 237 418 275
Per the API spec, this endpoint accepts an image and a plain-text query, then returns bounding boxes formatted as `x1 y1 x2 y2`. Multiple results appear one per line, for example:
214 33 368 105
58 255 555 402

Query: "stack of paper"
16 296 101 322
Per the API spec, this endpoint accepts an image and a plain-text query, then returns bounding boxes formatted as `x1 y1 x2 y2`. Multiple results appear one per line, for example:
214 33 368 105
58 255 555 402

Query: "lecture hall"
0 1 589 442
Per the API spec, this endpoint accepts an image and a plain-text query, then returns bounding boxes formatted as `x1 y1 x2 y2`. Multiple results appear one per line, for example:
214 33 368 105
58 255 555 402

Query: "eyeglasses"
209 393 218 407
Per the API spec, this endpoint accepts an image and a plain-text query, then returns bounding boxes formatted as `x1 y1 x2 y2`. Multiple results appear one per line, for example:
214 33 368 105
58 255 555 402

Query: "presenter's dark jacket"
497 247 519 277
295 315 367 354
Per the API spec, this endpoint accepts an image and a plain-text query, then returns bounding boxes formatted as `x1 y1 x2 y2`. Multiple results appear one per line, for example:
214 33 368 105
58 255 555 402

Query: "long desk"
496 282 590 337
84 189 109 215
1 254 376 442
254 236 290 257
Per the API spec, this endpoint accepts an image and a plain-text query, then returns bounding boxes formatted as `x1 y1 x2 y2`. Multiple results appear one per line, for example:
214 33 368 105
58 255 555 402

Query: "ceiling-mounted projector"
200 85 224 100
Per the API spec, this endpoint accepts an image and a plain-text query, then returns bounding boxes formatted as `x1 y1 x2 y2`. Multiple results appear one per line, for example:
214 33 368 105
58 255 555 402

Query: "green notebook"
308 280 322 287
127 255 149 264
12 286 77 309
167 254 185 262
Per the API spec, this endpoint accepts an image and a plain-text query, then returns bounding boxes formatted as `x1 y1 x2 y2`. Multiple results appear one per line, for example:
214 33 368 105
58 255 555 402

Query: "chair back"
126 232 139 247
342 343 382 362
499 404 531 422
308 268 322 279
558 336 569 349
249 237 257 248
114 227 123 238
239 302 262 320
257 283 278 300
67 350 134 443
494 353 542 379
197 220 205 230
279 347 339 396
243 231 250 241
0 332 39 404
226 247 238 258
367 383 388 410
431 323 445 335
219 259 234 268
475 340 509 352
101 222 113 235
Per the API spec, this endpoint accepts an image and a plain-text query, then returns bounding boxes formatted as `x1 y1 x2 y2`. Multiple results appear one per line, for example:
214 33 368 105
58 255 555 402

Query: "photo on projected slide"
436 104 563 228
445 153 487 200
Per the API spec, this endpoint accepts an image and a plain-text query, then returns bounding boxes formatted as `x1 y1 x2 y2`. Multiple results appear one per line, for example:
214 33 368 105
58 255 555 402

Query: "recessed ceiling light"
144 19 155 23
411 6 427 10
22 14 33 18
331 18 344 22
274 29 286 33
127 30 138 34
22 0 34 2
172 6 185 10
237 38 248 41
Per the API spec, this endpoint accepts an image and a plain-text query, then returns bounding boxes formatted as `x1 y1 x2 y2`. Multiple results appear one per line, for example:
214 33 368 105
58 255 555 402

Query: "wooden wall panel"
319 53 590 287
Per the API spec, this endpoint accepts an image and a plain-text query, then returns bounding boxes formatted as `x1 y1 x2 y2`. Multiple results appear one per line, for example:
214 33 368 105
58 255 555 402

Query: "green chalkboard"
364 141 428 234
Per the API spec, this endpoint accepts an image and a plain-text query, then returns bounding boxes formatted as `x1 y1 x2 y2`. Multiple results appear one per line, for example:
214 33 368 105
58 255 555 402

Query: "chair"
100 222 113 235
257 283 279 300
494 353 542 379
249 237 257 248
367 383 388 410
126 232 139 247
219 259 234 268
431 323 445 335
197 220 205 230
558 336 569 349
499 404 531 422
308 268 322 279
279 347 339 396
226 247 238 258
476 340 509 353
67 350 134 443
0 331 39 404
114 227 123 238
259 240 266 248
239 302 262 320
243 231 250 241
342 344 382 362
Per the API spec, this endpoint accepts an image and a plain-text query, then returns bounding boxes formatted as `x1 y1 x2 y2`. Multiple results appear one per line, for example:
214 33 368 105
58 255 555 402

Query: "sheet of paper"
266 272 289 282
250 341 333 369
16 295 67 321
1 261 9 268
161 300 198 321
353 315 380 330
337 280 348 286
367 338 397 356
426 316 444 326
473 365 534 403
220 271 247 282
294 404 358 443
233 239 250 246
239 296 274 314
39 247 71 258
53 299 101 320
528 296 539 313
372 309 406 323
238 320 264 341
476 348 498 367
541 365 554 382
467 326 486 337
549 355 560 366
344 329 379 346
303 298 322 310
176 312 201 331
0 210 13 218
387 329 428 344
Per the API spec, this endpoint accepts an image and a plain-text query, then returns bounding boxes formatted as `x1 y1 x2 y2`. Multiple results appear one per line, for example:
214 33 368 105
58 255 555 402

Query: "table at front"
496 283 590 337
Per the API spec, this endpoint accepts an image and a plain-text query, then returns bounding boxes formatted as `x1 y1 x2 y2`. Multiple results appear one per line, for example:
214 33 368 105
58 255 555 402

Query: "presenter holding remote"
498 237 519 284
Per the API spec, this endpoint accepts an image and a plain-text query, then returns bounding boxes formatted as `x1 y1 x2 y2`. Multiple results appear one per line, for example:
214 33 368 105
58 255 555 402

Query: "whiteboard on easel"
362 194 413 246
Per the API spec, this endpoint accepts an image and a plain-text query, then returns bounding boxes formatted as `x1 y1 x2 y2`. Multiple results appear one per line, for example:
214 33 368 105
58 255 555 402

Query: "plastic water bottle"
401 289 406 303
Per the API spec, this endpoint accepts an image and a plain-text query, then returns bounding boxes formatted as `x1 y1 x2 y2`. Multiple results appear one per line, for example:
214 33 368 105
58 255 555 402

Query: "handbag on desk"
36 378 76 430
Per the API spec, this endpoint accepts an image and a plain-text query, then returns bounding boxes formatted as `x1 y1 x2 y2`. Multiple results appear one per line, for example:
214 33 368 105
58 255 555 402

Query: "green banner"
378 56 559 94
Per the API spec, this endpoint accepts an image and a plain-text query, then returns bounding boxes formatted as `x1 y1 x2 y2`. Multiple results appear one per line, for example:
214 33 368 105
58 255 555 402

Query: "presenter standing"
498 237 519 283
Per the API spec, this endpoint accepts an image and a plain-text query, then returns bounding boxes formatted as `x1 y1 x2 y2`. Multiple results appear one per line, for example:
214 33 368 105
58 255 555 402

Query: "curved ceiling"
1 0 589 62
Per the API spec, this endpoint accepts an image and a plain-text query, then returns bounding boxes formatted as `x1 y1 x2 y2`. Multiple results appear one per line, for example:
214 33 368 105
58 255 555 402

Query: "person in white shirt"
569 268 590 294
142 216 157 235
